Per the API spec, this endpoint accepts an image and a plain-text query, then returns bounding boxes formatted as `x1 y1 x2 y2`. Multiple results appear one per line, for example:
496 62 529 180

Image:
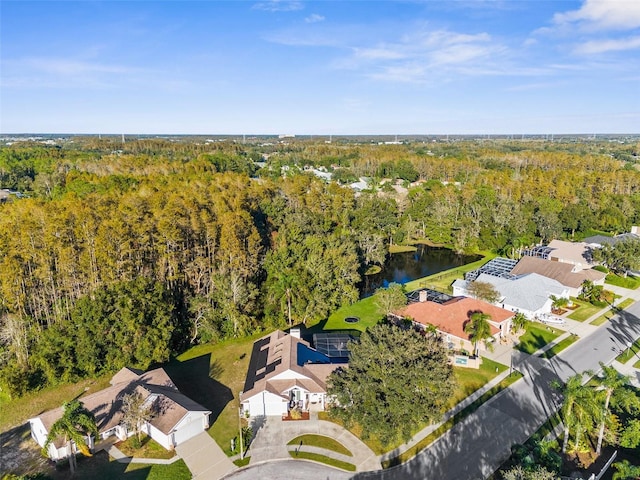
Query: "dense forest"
0 136 639 396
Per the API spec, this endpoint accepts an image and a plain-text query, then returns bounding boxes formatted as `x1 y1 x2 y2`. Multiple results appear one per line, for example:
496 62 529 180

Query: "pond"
360 244 481 297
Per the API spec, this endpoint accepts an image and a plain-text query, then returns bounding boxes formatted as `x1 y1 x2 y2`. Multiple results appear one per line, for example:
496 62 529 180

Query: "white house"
30 367 211 461
240 330 347 418
452 273 570 320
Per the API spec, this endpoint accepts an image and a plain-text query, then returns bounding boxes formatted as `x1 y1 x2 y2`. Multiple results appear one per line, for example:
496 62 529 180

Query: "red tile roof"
397 297 513 340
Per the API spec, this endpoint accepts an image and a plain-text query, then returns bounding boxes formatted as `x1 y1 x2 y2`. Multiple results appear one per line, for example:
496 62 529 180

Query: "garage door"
262 400 286 416
173 417 205 446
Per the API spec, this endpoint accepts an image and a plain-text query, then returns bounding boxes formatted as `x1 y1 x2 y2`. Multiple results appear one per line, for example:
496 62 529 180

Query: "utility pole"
238 393 244 459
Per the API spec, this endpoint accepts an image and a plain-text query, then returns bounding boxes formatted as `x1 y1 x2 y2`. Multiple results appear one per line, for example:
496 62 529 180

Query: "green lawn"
287 434 352 456
47 451 191 480
567 298 604 322
538 335 579 359
382 370 523 467
451 358 508 406
605 274 640 290
616 338 640 364
591 299 635 326
115 435 176 460
233 456 251 467
289 451 356 471
389 244 418 253
516 323 562 354
325 294 384 332
163 332 266 457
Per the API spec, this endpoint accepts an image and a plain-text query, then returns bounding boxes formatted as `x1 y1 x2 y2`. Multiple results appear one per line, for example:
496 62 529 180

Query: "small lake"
361 244 481 297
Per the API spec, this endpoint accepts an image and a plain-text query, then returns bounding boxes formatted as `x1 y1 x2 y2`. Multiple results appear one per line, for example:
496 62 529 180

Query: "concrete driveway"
175 432 236 479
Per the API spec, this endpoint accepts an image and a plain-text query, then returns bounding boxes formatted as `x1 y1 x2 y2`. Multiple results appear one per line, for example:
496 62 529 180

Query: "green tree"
595 363 630 455
592 239 640 276
553 373 599 454
579 280 604 304
374 283 407 317
467 281 501 304
43 400 98 475
549 295 569 311
511 312 529 334
327 323 455 444
464 312 494 357
121 391 154 444
612 460 640 480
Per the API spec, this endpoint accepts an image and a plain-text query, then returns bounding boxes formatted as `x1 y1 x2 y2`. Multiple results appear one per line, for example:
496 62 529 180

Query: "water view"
361 244 480 297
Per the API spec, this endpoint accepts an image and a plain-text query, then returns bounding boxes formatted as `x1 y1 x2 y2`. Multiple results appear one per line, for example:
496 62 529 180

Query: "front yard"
567 298 605 322
516 323 563 354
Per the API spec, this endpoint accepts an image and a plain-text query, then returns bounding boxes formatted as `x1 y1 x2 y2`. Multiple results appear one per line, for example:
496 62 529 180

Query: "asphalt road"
353 301 640 480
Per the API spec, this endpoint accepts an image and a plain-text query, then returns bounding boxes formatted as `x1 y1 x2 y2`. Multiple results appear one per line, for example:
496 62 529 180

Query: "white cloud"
252 1 303 12
575 35 640 53
553 0 640 30
346 29 507 83
305 14 325 23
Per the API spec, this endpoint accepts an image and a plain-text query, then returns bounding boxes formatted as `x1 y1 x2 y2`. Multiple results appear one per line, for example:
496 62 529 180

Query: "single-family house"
452 273 570 320
393 294 515 354
30 367 211 461
240 330 348 418
584 226 640 247
510 256 606 297
523 240 595 271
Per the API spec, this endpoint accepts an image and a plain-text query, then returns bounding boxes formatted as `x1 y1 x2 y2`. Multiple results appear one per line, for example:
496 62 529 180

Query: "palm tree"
550 295 569 312
553 374 583 453
43 400 98 475
571 385 602 453
510 312 528 334
553 372 598 454
270 272 297 326
464 312 493 358
595 363 630 455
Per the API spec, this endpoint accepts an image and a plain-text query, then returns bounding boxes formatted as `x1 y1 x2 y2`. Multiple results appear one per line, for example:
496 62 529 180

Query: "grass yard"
382 370 523 468
115 435 176 459
538 335 578 359
289 451 356 471
389 244 418 253
287 434 352 456
0 375 113 432
325 294 384 332
163 332 266 457
567 298 605 322
591 299 635 326
516 323 562 354
233 456 251 467
605 273 640 290
451 358 508 406
616 338 640 364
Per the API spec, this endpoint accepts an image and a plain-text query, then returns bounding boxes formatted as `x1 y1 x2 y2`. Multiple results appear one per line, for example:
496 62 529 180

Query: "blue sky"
1 0 639 134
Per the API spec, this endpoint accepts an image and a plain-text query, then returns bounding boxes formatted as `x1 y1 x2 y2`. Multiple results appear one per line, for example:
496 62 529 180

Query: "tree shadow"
164 353 233 425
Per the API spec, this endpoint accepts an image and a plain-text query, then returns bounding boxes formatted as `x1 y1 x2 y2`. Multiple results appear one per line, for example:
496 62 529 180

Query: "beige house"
30 367 211 461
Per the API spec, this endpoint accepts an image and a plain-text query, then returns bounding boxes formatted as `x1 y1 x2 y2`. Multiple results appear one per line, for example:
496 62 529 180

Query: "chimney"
632 226 639 235
419 290 428 302
290 328 301 339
